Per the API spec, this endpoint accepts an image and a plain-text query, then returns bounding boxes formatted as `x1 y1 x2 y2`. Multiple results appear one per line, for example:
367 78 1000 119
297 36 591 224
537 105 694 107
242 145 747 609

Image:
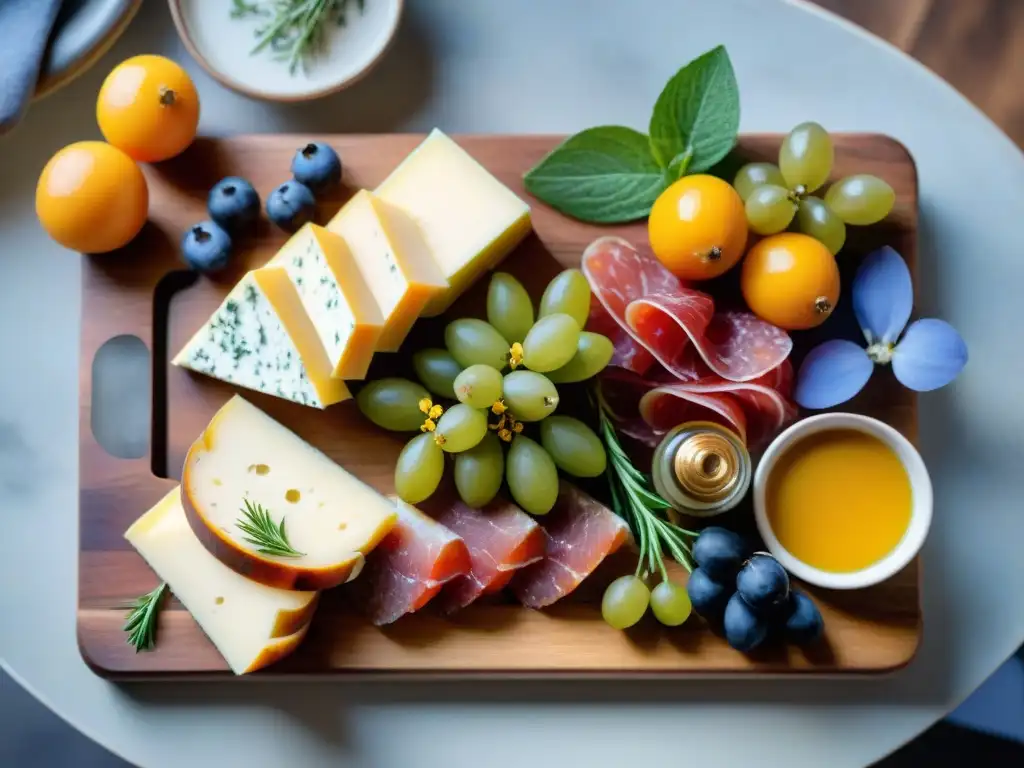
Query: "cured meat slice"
347 500 470 625
510 482 631 609
582 236 792 383
418 494 545 613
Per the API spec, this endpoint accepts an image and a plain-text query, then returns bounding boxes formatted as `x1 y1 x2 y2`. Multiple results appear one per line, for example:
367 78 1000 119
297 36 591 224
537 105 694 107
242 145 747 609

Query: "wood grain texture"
79 133 920 678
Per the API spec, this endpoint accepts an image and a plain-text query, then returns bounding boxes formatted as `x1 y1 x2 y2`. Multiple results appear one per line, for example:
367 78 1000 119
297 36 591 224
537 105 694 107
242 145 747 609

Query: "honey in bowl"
765 429 912 573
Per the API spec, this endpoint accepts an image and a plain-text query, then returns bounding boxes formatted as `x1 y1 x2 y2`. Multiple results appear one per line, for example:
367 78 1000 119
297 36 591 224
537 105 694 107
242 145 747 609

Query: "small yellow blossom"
512 421 524 433
498 428 512 442
491 399 507 415
428 404 443 420
508 342 524 370
418 398 433 414
420 419 436 433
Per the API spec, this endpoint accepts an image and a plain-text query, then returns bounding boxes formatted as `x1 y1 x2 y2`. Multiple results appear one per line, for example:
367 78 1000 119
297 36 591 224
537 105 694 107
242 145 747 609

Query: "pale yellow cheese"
124 487 318 675
376 129 532 316
326 190 448 351
269 224 384 380
172 268 350 408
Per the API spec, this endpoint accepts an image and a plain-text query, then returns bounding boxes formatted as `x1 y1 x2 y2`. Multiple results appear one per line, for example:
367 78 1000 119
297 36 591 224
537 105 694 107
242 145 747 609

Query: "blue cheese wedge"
172 268 350 408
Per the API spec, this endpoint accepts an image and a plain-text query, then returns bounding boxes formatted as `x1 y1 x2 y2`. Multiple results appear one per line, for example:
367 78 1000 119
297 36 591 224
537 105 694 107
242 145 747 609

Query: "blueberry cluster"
686 527 824 652
181 142 342 273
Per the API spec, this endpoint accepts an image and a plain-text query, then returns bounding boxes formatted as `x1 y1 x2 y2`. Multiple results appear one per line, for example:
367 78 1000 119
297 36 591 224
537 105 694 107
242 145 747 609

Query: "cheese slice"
172 267 350 409
269 224 384 380
376 129 532 316
326 190 448 351
182 395 399 590
124 487 318 675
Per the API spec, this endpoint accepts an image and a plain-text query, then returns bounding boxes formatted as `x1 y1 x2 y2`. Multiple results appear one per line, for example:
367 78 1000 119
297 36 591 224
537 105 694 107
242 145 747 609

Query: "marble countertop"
1 1 1023 766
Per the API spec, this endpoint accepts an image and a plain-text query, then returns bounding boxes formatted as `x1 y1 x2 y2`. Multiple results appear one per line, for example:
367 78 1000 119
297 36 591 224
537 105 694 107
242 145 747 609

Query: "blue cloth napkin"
0 0 64 135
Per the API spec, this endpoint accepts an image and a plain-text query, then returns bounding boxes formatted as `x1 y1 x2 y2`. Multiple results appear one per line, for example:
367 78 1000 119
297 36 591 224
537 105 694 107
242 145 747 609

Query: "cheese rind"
376 129 532 316
326 190 447 351
172 269 350 408
124 487 318 675
269 224 384 380
182 395 398 590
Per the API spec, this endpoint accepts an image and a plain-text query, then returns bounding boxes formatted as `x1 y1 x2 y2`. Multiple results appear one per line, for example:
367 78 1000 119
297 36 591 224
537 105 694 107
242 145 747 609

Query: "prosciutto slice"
347 500 470 625
510 482 631 609
418 494 545 613
582 236 792 383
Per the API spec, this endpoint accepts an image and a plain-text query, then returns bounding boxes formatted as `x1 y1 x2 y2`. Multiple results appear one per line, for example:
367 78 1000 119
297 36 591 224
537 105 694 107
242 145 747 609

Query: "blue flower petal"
852 246 913 345
892 318 968 392
794 340 874 410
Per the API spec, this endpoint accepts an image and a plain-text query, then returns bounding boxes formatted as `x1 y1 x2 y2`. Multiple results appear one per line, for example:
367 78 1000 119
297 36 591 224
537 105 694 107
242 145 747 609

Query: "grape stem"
593 384 696 578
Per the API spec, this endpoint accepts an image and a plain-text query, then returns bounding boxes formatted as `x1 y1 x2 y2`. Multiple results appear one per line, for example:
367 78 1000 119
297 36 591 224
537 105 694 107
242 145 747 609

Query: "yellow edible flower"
491 399 507 415
428 404 443 420
508 342 524 370
418 398 433 414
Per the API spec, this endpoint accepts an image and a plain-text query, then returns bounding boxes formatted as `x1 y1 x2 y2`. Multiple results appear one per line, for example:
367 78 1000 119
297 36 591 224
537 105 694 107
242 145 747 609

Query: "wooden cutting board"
78 133 921 678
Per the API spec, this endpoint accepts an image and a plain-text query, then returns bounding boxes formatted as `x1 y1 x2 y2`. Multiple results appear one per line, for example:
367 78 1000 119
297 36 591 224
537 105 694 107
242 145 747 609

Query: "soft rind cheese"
124 487 318 675
182 395 399 590
376 129 532 316
269 224 384 380
326 190 448 351
172 268 350 408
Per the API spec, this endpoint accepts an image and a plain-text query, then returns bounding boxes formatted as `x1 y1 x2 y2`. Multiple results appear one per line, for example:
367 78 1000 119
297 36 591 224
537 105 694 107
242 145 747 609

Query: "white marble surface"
1 1 1023 766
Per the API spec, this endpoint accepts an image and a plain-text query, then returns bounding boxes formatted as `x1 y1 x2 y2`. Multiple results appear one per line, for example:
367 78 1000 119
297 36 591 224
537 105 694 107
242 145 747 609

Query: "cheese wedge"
172 267 350 409
376 129 532 316
125 487 319 675
269 224 384 380
326 190 448 351
182 395 399 590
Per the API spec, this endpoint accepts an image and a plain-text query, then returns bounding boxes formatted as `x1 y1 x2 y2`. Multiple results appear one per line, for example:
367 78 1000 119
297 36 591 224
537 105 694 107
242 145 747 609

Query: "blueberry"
783 591 824 645
207 176 260 233
692 526 748 582
686 567 730 619
290 142 342 194
266 181 316 232
736 554 791 615
723 592 769 652
181 221 232 273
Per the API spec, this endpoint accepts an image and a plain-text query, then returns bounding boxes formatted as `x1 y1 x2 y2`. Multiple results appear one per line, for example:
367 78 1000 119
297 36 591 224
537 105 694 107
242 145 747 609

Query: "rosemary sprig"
594 385 697 579
237 499 305 558
123 582 168 653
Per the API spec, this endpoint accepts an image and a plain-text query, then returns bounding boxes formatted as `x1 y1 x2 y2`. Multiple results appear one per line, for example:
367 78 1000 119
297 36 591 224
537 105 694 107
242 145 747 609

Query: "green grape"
539 416 607 478
453 364 504 409
539 269 591 328
356 378 430 432
796 196 847 255
444 319 510 371
733 162 786 202
745 184 797 235
824 174 896 225
649 581 693 627
601 575 651 629
502 370 559 421
506 436 559 515
547 332 614 383
779 121 833 193
487 272 534 343
412 348 462 400
433 403 488 453
454 432 504 507
521 313 580 372
394 432 445 504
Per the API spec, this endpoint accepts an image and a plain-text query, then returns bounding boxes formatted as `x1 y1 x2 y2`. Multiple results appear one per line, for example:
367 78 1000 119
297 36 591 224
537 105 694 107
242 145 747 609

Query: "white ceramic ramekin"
753 413 932 590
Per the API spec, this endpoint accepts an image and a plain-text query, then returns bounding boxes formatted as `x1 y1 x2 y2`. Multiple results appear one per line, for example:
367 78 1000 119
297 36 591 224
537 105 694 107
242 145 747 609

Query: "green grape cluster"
356 269 615 515
733 122 896 254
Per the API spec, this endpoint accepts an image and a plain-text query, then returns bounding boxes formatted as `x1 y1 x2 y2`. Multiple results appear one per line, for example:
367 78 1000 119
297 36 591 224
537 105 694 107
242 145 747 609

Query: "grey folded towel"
0 0 64 135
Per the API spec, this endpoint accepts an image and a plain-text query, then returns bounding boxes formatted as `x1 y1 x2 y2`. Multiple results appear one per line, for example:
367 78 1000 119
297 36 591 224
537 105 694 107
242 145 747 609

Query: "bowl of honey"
753 413 932 590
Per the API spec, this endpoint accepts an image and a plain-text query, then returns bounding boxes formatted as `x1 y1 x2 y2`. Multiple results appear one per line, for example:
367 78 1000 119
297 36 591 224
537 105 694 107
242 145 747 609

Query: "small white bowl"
169 0 403 102
753 413 932 590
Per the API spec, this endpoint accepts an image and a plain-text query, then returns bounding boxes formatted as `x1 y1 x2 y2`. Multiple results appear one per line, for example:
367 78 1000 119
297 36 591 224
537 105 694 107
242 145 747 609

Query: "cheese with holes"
376 129 532 316
172 267 350 408
181 395 399 590
124 487 319 675
269 224 384 380
326 190 448 351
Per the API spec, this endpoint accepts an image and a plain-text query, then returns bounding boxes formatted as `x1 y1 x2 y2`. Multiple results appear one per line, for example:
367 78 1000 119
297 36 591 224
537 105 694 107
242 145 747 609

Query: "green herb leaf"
123 582 168 653
648 45 740 174
236 499 305 558
523 126 666 223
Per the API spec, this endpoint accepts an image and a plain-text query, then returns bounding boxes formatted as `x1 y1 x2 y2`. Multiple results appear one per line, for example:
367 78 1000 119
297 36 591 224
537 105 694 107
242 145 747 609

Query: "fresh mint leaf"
648 45 739 174
523 126 666 224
